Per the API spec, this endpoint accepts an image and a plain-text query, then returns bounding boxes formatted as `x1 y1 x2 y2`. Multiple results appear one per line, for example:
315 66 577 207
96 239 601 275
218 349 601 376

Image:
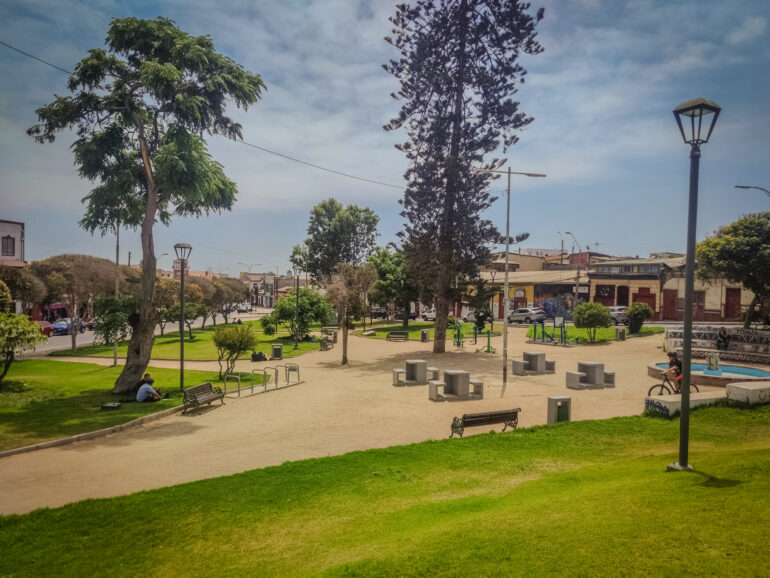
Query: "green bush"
627 302 654 333
572 302 611 343
0 280 12 313
212 325 257 378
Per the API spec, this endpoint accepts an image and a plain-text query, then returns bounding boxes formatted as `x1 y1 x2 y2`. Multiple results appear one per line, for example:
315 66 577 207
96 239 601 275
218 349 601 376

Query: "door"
725 287 741 320
663 290 678 320
616 286 629 306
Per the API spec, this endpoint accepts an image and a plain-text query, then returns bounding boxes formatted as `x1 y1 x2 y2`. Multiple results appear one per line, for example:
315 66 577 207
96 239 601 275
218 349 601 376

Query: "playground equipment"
453 322 464 347
528 317 577 347
476 329 496 353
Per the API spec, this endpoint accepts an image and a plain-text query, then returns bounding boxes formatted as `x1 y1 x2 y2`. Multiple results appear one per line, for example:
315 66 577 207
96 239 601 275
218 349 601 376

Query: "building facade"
0 219 25 267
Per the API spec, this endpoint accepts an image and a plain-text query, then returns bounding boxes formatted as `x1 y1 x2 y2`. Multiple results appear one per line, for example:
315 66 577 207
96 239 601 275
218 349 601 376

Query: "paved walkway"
0 330 718 515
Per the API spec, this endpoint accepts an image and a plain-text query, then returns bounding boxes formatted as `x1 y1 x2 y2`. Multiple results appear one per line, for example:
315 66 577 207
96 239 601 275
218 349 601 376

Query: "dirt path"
1 329 703 515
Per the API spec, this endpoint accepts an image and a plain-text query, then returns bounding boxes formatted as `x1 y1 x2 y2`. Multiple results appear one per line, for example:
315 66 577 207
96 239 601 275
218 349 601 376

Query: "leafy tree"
696 212 770 328
30 255 117 350
384 0 544 353
0 267 47 313
572 302 611 343
0 314 46 385
0 281 11 314
154 278 179 335
465 278 497 329
92 294 137 363
28 17 265 393
213 325 257 379
290 198 379 279
326 264 378 365
259 288 333 342
367 246 419 328
166 301 208 340
627 302 653 334
188 277 216 328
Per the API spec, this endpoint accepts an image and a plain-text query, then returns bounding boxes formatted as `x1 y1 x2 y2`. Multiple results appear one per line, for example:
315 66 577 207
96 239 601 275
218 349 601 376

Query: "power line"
0 40 72 75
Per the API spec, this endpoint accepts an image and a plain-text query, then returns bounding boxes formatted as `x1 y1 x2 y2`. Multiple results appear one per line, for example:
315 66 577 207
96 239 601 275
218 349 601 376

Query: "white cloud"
726 16 767 45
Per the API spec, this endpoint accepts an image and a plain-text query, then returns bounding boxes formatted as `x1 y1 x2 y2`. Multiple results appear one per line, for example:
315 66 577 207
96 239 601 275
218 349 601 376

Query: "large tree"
697 212 770 328
367 245 419 328
326 264 378 365
0 266 47 314
384 0 544 352
28 17 265 393
290 198 379 279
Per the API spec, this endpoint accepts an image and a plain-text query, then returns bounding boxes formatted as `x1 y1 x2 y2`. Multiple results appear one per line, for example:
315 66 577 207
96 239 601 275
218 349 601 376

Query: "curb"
0 404 185 460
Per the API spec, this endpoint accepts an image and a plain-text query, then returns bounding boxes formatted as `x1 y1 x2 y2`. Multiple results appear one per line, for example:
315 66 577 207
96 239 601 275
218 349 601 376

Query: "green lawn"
50 321 319 360
354 320 501 341
3 404 769 575
526 324 665 343
0 359 263 452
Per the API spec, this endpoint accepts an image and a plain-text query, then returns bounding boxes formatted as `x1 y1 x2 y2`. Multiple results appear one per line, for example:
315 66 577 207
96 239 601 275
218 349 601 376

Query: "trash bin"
547 396 571 424
615 327 626 341
421 329 430 342
271 343 283 360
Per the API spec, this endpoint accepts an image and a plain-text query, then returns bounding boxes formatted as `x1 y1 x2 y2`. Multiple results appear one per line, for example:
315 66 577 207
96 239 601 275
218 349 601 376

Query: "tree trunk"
341 321 349 365
744 295 759 329
70 316 79 351
112 120 158 394
0 351 13 382
402 298 410 329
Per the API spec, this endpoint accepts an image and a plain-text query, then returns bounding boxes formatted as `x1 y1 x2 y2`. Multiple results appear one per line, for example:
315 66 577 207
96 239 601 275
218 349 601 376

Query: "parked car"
51 318 85 336
421 309 437 321
507 307 546 324
609 306 629 325
369 306 387 319
462 311 477 323
394 308 417 321
236 304 251 313
38 321 53 337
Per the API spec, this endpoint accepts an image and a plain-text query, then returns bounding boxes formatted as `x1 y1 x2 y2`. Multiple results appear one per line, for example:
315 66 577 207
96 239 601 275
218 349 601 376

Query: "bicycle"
647 375 699 396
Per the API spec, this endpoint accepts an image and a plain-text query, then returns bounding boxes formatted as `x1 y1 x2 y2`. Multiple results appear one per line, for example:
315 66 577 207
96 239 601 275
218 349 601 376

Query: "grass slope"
50 321 318 360
0 359 263 452
2 405 769 575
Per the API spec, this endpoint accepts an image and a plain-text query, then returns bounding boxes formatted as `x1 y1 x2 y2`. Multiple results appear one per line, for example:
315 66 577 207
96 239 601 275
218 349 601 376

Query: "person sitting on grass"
136 373 164 402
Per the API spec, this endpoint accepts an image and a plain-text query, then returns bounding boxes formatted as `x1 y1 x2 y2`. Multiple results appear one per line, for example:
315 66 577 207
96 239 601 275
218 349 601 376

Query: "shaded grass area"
50 320 319 360
2 405 769 575
526 324 665 343
0 359 263 452
354 320 501 340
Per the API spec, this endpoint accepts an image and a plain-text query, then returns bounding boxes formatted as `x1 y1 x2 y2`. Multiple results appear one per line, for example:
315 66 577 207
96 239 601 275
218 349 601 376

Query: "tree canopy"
28 17 265 392
291 198 380 279
697 212 770 328
367 246 420 327
259 288 333 342
326 264 378 365
0 314 46 385
384 0 544 352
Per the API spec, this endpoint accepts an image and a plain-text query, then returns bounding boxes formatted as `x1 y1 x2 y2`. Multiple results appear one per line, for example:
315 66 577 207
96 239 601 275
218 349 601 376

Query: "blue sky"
1 0 768 276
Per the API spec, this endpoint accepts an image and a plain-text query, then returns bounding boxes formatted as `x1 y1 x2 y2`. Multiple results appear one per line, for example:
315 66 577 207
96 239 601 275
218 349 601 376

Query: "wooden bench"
450 408 521 438
182 382 225 414
320 336 334 351
386 331 409 342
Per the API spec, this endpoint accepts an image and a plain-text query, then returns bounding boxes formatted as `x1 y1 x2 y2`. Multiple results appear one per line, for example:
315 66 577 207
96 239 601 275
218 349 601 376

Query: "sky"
1 0 769 277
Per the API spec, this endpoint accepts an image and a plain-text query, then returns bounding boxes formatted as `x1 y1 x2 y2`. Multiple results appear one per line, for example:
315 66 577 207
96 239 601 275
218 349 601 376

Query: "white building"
0 219 25 267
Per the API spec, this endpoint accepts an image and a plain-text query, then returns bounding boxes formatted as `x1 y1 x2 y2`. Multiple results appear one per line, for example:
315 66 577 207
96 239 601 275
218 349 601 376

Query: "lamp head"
673 98 721 146
174 243 192 261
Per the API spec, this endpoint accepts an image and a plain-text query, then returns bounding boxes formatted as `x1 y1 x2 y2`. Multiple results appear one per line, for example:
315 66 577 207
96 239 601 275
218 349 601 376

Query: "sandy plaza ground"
0 328 723 515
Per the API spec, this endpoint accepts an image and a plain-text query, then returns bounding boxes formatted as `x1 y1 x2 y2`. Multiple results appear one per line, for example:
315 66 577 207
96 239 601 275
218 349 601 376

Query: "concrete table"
577 361 604 385
405 359 428 385
444 370 470 398
523 352 546 374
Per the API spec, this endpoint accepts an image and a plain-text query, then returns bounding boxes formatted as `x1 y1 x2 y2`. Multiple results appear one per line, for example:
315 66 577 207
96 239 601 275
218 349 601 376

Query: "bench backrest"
462 409 520 427
185 382 213 396
389 331 409 336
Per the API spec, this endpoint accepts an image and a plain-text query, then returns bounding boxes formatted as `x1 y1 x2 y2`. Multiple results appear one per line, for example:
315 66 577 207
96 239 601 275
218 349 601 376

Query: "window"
1 235 15 256
638 264 660 274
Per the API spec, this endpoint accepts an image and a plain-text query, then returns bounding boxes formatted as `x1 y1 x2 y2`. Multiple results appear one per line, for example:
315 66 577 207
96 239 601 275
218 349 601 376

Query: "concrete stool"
566 371 586 390
512 359 527 376
470 379 484 399
545 359 556 373
604 371 616 387
393 369 406 386
429 380 445 401
427 367 440 381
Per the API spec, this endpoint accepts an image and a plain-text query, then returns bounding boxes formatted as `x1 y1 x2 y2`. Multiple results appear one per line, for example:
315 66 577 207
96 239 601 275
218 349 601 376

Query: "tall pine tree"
384 1 544 352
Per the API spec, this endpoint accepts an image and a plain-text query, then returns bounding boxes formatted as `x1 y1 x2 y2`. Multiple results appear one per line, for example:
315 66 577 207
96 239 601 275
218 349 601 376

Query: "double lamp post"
174 243 192 392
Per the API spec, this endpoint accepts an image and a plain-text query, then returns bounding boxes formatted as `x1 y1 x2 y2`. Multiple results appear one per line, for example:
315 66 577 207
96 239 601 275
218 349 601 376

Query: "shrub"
627 302 654 334
572 302 611 343
0 313 46 385
0 280 11 313
213 325 257 378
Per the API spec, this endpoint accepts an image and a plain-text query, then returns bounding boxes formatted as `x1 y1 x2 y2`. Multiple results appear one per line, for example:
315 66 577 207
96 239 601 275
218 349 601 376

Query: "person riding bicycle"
662 351 683 392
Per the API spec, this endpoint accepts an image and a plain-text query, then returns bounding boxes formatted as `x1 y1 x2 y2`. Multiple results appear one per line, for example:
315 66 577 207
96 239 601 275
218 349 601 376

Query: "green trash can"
547 396 571 424
271 343 283 360
421 329 430 342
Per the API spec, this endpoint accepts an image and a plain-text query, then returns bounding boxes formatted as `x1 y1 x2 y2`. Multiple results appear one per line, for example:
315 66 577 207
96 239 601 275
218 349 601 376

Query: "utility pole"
113 219 120 366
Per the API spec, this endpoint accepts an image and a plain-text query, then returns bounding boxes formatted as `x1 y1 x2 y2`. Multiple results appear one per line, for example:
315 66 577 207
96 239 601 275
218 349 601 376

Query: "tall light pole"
497 167 546 398
735 185 770 199
670 97 721 472
174 243 192 392
293 267 301 349
557 231 565 265
565 231 583 307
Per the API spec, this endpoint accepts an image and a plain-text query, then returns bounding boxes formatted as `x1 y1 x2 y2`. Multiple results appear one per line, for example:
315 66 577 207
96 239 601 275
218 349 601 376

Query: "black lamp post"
669 98 720 472
174 243 192 392
293 267 300 349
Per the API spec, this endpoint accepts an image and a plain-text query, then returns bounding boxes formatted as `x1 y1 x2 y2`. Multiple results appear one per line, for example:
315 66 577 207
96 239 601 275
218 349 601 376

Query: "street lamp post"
293 267 300 349
670 97 721 472
174 243 192 393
